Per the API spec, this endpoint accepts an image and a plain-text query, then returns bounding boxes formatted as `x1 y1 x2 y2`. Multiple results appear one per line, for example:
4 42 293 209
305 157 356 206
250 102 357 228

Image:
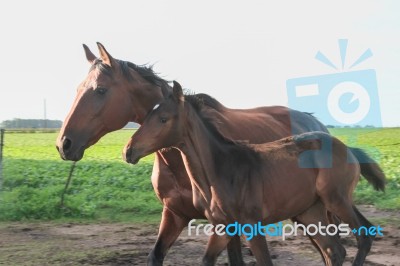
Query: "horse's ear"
96 42 115 67
172 81 184 103
83 44 97 64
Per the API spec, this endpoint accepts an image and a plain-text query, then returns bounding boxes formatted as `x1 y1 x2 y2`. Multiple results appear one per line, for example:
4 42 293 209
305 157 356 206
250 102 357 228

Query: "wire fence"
0 128 157 221
0 128 75 196
0 129 4 191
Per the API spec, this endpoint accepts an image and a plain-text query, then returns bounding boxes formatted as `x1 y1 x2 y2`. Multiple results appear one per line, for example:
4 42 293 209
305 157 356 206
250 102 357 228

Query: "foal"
123 81 375 266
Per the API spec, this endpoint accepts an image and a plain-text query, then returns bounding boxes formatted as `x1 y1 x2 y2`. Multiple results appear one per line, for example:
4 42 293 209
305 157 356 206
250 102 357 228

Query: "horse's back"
251 131 352 167
205 104 329 143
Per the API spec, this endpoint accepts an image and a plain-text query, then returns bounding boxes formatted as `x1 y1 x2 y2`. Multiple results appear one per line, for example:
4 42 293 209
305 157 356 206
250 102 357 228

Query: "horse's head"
56 43 165 161
123 81 185 164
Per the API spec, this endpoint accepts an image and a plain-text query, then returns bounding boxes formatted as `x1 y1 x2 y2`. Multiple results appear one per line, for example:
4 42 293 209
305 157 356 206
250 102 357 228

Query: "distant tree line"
5 120 376 130
124 122 139 129
0 119 139 129
326 125 377 128
0 119 62 129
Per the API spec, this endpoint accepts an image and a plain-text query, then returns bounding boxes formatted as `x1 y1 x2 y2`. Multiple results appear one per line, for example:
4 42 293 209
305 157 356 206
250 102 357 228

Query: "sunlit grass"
0 128 399 221
0 129 160 221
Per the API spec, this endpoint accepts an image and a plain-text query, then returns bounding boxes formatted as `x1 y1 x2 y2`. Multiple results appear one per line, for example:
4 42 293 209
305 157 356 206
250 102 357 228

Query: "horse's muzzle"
122 145 141 165
56 136 85 161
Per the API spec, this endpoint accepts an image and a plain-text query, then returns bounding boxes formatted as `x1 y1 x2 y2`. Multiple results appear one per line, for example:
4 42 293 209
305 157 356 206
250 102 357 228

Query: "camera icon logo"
286 39 382 167
287 39 382 128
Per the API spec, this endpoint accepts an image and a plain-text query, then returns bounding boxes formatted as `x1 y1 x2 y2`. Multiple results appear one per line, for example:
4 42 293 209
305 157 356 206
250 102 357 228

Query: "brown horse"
123 81 377 266
56 43 385 265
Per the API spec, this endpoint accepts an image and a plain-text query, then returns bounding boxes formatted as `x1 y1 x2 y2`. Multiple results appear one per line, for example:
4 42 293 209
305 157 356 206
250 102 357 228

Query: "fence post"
0 129 4 191
60 161 76 208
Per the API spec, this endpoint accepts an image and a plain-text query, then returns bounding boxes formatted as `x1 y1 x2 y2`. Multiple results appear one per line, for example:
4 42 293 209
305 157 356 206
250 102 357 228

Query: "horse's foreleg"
247 235 273 266
148 206 189 266
202 234 231 266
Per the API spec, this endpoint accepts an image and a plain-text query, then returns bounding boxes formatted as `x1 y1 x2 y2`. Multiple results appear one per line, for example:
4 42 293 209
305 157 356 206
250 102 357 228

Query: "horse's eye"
95 87 107 95
160 117 168 124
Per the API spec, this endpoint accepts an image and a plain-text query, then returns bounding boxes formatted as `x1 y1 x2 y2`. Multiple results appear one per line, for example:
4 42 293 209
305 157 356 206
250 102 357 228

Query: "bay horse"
56 43 385 265
123 81 377 266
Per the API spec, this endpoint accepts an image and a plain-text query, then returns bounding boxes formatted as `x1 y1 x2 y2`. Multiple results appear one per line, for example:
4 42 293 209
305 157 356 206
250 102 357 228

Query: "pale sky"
0 0 399 126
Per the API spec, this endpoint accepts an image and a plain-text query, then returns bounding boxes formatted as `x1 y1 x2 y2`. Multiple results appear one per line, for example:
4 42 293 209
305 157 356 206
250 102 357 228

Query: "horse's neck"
178 105 226 204
129 83 167 124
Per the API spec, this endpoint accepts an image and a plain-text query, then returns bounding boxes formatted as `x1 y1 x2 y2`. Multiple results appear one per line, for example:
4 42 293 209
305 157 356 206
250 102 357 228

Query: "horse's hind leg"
148 207 189 266
353 205 374 232
202 233 244 266
320 196 373 266
201 234 231 266
226 236 245 266
295 201 346 266
247 235 273 266
352 205 375 265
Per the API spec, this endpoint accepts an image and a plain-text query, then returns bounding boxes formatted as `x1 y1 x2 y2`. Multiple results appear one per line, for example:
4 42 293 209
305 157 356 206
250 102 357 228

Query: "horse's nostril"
125 146 132 160
63 138 72 151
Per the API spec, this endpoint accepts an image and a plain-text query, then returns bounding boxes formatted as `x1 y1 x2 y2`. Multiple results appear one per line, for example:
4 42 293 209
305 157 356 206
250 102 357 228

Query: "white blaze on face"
152 104 160 111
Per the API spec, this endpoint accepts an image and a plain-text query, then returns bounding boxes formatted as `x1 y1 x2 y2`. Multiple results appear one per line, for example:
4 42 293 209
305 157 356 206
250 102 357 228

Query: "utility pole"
0 129 4 191
44 98 47 129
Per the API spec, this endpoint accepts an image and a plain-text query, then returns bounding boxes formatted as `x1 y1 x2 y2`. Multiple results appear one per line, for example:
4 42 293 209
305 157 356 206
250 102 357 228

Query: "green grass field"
0 130 161 222
0 128 399 221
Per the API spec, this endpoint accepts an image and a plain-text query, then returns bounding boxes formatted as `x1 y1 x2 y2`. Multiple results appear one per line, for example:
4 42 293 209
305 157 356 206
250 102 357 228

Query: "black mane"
184 94 261 179
121 61 169 89
184 93 222 112
184 94 239 145
90 59 170 96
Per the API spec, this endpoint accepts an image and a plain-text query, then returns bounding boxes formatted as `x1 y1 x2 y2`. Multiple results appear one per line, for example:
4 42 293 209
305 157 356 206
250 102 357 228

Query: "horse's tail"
349 147 386 191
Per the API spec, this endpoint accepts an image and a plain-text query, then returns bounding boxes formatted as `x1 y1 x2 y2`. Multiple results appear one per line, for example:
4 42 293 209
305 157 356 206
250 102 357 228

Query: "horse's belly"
262 168 318 223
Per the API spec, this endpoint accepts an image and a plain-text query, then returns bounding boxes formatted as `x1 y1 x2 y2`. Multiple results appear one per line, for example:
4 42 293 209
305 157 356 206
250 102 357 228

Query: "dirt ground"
0 205 399 266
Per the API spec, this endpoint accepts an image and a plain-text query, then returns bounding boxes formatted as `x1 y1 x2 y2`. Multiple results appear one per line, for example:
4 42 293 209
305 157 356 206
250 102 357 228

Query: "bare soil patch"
0 205 399 266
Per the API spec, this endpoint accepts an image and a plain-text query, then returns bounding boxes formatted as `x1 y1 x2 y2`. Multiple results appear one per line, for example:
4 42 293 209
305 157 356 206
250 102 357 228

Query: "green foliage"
0 130 161 221
0 128 399 221
0 118 62 129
